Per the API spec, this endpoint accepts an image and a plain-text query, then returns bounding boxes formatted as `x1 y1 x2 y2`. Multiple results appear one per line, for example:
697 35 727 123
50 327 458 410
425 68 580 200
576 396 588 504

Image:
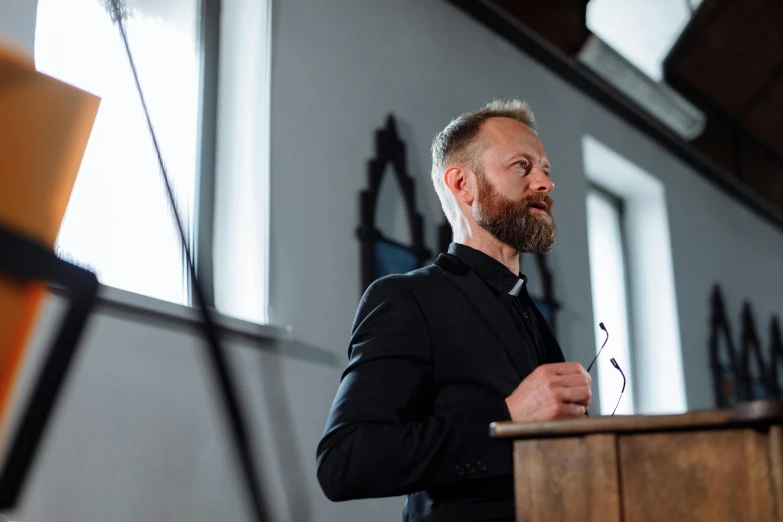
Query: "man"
316 100 592 521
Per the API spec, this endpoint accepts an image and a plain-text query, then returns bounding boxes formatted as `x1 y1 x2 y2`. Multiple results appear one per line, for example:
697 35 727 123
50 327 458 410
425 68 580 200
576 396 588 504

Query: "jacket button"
465 463 476 475
455 465 465 476
477 460 488 472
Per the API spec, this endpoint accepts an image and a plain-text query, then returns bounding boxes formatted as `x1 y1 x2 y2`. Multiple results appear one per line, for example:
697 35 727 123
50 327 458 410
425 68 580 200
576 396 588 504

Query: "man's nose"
529 169 554 194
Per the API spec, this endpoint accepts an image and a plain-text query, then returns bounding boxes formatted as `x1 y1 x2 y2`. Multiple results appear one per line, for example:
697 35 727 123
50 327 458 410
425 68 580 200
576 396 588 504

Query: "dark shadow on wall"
255 338 341 522
98 297 340 522
97 297 340 367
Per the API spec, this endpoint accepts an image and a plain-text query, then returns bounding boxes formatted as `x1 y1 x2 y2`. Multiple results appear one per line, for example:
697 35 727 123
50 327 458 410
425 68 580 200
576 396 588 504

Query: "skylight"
586 0 704 82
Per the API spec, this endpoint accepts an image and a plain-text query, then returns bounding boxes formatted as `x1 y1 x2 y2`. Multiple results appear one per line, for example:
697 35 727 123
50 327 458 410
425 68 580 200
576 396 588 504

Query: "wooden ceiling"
485 0 591 55
665 0 783 207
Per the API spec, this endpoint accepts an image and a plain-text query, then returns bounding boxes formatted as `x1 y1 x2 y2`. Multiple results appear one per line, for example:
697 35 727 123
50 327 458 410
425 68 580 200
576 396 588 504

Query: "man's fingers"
546 362 587 375
553 402 586 418
553 372 591 388
556 385 591 406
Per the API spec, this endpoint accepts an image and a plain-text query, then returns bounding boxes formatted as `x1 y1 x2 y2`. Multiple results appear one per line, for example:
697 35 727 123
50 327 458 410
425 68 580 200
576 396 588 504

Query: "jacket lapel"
434 254 538 381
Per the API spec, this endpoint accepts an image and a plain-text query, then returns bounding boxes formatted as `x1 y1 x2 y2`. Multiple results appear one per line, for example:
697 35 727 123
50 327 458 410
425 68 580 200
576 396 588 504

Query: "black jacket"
316 253 565 521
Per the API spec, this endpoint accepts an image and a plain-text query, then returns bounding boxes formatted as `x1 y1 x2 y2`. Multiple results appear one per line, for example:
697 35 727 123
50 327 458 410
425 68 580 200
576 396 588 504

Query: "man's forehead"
480 117 547 158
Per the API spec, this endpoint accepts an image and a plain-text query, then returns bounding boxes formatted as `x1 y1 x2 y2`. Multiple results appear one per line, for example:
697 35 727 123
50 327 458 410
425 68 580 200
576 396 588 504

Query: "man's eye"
516 161 530 171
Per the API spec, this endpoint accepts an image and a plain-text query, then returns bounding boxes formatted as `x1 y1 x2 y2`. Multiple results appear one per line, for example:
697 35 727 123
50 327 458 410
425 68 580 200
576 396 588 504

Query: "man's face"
471 117 556 254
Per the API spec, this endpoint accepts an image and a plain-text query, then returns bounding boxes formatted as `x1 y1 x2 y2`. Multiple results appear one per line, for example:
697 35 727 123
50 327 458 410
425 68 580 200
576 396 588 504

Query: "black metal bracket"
0 224 99 509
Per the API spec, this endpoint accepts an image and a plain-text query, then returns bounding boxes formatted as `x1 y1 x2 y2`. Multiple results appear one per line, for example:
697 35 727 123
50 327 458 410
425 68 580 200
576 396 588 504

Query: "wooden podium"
490 401 783 522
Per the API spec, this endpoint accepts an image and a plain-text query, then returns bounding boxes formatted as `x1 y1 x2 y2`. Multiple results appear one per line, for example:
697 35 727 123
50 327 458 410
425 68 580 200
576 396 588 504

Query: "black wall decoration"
357 115 431 293
709 284 783 408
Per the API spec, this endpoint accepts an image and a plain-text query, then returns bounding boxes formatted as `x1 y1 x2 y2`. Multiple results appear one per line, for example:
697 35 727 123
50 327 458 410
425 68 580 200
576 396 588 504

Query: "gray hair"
430 99 537 225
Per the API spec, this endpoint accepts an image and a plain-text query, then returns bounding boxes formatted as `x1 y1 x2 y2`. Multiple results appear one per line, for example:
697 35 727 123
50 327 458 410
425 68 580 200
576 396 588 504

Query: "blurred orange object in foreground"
0 40 99 442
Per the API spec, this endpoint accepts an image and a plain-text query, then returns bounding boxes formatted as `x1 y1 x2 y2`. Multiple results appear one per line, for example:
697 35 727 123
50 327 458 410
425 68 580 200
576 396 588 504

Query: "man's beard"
473 173 556 254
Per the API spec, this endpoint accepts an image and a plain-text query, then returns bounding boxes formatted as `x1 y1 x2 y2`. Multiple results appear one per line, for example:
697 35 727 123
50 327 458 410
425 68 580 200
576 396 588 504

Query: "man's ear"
444 166 475 206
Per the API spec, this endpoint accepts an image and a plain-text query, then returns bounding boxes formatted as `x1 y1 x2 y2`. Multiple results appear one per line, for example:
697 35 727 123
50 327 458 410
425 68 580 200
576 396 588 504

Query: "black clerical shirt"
448 243 555 365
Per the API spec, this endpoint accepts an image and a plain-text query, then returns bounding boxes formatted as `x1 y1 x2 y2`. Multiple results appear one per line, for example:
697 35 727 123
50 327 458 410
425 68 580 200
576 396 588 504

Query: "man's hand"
504 362 591 422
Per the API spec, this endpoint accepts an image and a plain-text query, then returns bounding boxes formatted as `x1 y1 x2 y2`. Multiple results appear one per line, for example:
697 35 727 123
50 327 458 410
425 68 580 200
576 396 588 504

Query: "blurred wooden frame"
0 41 100 508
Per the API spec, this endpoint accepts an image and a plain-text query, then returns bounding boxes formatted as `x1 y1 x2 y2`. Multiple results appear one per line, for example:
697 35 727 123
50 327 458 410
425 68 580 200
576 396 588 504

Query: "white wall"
4 0 783 521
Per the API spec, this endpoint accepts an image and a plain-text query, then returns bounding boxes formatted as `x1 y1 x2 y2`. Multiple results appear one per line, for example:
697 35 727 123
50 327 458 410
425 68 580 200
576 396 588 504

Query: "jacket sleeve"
316 276 513 501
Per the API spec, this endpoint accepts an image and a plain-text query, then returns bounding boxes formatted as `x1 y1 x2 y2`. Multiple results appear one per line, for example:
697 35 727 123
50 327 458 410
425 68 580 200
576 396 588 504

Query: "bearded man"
316 100 593 522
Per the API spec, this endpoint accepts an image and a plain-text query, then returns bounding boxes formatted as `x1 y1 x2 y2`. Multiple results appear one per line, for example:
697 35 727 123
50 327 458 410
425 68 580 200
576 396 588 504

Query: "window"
35 0 202 305
210 0 272 325
586 186 636 415
583 135 686 414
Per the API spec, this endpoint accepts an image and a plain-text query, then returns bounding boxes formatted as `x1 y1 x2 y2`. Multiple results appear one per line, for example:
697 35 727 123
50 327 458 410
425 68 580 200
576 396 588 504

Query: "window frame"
587 182 638 414
33 0 276 330
35 0 220 308
192 0 222 307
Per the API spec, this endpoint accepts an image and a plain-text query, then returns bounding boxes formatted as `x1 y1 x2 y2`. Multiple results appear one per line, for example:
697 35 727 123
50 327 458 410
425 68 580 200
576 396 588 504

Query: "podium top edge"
490 400 783 439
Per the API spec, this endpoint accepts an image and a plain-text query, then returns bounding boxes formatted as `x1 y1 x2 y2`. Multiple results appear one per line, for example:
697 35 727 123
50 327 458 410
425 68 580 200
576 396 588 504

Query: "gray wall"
3 0 783 521
0 0 37 53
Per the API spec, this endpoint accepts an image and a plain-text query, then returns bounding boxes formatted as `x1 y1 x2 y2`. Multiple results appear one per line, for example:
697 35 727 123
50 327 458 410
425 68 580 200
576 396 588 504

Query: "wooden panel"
667 0 783 118
492 400 783 440
513 434 620 522
745 76 783 159
690 113 738 175
486 0 590 56
770 426 783 522
619 429 775 522
739 137 783 207
664 0 783 204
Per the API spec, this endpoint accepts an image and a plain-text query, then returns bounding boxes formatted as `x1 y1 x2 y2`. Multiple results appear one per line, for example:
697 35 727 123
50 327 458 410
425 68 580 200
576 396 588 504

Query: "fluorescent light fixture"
577 33 706 140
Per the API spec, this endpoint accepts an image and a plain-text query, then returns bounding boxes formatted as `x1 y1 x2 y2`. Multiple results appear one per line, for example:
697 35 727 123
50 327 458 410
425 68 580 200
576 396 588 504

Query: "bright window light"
587 0 704 81
586 187 635 415
35 0 200 305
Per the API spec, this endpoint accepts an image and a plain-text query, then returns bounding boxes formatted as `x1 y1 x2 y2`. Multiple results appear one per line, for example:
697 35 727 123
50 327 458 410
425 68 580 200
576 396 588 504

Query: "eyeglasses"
585 323 626 416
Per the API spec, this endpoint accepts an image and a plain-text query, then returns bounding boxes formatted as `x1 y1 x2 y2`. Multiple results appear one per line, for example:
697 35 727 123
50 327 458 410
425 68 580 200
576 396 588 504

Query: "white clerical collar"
508 278 524 297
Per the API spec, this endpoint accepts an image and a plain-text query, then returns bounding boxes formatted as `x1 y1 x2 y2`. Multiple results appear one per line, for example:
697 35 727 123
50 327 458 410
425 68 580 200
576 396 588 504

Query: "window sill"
91 285 293 343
